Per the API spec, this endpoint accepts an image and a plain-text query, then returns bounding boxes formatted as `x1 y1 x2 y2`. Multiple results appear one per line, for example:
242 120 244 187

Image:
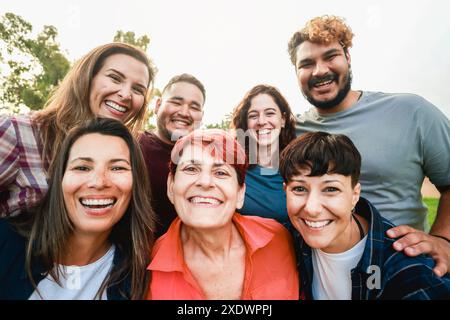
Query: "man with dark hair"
280 131 450 300
139 73 205 236
288 15 450 277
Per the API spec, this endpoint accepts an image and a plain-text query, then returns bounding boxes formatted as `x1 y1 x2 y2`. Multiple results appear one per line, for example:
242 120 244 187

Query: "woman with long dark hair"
0 118 156 299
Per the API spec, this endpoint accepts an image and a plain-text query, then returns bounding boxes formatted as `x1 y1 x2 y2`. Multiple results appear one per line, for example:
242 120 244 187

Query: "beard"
156 114 194 143
156 116 175 143
302 67 353 111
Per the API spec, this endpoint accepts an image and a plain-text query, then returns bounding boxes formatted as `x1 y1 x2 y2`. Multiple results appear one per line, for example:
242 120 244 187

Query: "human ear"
352 182 361 208
154 98 162 115
236 183 246 209
167 173 175 204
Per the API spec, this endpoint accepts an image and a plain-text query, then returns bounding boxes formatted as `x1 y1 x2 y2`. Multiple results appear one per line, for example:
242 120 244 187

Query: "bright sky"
2 0 450 124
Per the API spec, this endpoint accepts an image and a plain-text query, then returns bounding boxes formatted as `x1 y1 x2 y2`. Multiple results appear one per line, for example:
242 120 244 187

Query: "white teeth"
173 119 189 125
105 101 127 113
190 197 221 205
315 80 333 87
81 198 115 206
304 219 331 228
258 129 271 135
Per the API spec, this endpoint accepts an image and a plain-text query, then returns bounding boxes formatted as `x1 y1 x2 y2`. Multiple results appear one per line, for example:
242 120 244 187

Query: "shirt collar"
148 213 277 273
352 197 385 274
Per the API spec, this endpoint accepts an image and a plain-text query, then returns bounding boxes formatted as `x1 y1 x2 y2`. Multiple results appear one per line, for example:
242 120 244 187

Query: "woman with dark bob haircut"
231 84 296 223
0 118 156 299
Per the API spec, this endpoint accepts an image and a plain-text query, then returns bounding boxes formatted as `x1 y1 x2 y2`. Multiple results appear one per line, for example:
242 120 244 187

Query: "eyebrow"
248 107 277 114
69 157 130 165
298 48 342 66
180 159 226 167
323 48 342 57
106 68 147 90
289 178 342 183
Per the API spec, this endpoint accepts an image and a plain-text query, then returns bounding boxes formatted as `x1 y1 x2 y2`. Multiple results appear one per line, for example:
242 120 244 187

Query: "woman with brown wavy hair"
0 42 156 216
0 118 156 299
231 84 296 223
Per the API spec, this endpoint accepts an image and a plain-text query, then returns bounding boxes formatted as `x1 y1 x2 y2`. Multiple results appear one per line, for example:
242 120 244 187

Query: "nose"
195 170 214 189
256 114 267 127
312 60 329 77
87 168 111 189
177 103 190 117
303 192 323 217
118 85 132 101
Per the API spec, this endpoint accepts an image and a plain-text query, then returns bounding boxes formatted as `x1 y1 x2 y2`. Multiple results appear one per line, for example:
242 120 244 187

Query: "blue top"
238 165 288 223
0 219 131 300
288 197 450 300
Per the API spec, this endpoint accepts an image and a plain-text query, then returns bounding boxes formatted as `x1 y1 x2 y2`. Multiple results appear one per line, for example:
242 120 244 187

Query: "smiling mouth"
303 219 333 229
105 100 128 113
80 198 117 210
313 79 333 88
188 196 223 206
257 129 272 136
309 74 337 89
171 118 191 127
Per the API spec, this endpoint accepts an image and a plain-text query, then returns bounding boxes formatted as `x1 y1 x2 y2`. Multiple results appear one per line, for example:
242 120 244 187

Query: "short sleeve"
416 97 450 187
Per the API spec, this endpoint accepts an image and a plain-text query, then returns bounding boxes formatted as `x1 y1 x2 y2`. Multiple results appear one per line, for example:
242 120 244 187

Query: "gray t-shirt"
296 91 450 230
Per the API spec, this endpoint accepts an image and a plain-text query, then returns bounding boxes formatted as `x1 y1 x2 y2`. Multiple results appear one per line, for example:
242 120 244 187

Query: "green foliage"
0 12 70 113
205 113 232 130
423 197 438 227
113 30 150 51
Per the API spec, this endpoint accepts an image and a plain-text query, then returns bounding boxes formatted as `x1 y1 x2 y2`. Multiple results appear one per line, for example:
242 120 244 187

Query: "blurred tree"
113 30 150 51
0 12 70 113
205 112 232 131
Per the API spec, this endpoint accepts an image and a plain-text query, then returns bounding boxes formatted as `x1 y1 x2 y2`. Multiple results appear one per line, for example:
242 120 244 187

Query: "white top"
312 236 367 300
29 245 115 300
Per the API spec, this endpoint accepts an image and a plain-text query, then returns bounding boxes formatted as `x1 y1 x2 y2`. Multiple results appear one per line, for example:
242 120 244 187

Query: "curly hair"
288 15 354 65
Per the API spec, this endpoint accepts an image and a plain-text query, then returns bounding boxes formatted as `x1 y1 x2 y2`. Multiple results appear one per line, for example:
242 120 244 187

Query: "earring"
351 207 355 214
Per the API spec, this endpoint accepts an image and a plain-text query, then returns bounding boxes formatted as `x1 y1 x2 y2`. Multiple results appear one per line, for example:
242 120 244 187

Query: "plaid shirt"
0 115 48 216
288 197 450 300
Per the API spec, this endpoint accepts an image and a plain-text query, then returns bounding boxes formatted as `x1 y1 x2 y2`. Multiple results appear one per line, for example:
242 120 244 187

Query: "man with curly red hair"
288 15 450 278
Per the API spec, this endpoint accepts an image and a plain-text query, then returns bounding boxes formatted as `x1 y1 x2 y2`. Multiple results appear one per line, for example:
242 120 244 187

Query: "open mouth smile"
188 196 223 206
79 197 117 210
105 100 128 113
303 219 333 229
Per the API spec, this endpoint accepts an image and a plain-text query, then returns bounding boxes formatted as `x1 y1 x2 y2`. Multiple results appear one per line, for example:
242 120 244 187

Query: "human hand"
387 225 450 277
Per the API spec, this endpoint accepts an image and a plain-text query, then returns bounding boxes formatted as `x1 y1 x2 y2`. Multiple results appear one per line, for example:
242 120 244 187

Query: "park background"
1 0 449 222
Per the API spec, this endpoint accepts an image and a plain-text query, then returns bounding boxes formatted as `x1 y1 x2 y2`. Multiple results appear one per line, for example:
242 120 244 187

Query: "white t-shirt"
29 245 115 300
312 236 367 300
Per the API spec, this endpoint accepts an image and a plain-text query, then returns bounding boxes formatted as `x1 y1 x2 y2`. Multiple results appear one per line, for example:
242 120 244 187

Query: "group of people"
0 15 449 300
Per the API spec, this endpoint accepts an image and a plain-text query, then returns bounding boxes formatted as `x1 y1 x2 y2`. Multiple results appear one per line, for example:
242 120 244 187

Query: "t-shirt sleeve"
416 96 450 187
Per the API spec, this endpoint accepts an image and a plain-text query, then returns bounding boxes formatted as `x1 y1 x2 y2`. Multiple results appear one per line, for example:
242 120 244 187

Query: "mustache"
308 73 337 88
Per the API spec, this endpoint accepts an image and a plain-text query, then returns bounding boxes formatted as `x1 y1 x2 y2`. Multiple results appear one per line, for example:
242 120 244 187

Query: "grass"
423 197 438 227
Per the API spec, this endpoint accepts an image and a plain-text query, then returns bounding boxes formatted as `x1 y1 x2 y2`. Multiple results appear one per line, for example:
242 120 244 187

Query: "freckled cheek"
61 174 85 212
112 175 133 198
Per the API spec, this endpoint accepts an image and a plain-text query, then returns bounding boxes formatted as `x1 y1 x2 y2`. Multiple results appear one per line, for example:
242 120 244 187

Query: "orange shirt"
146 213 299 300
